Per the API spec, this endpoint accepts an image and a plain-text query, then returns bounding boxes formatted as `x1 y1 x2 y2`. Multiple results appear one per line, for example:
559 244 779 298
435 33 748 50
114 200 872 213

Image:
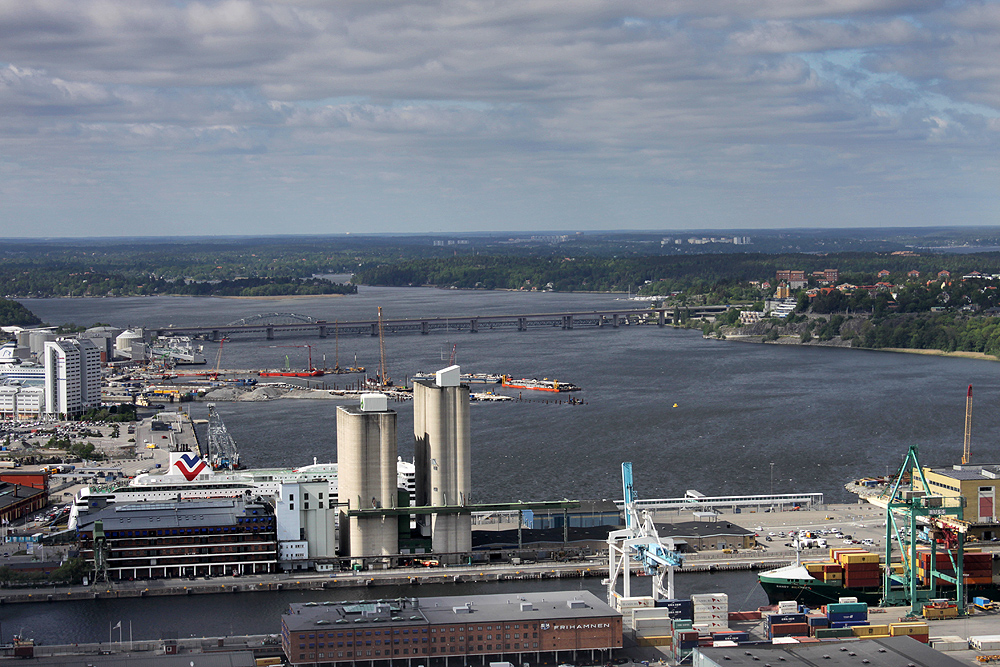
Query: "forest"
0 298 43 326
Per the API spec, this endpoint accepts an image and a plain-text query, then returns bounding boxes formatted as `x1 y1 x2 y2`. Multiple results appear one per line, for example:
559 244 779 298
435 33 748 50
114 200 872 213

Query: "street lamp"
770 462 775 512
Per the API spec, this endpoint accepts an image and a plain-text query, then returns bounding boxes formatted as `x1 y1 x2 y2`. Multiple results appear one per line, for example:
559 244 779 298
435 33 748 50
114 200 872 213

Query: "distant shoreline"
717 334 1000 361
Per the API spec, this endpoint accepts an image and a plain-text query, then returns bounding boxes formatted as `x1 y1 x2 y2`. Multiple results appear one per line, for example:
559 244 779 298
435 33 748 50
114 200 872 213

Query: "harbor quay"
2 501 987 605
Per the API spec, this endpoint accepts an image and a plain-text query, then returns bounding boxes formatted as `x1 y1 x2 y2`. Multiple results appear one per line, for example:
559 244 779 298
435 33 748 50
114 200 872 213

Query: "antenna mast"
963 384 973 465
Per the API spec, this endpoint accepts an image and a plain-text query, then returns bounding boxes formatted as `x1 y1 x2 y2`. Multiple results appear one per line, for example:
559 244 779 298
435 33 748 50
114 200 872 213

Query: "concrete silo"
336 393 398 559
413 365 471 561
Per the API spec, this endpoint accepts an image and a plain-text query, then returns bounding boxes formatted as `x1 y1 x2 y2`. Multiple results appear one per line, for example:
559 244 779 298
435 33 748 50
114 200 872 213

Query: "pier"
151 306 730 340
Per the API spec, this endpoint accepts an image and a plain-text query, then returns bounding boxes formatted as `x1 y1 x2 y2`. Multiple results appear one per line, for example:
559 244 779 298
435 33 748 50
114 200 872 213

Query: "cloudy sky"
2 0 999 237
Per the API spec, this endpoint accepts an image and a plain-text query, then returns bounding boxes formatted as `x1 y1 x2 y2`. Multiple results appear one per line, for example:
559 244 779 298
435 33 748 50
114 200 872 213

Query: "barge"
501 376 581 392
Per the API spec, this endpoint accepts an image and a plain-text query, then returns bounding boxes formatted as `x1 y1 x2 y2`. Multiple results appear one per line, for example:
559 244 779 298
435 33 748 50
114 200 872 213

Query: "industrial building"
43 338 102 417
920 463 1000 540
0 384 45 419
692 635 965 667
281 590 621 667
74 498 278 580
337 393 400 560
654 520 756 552
0 482 47 524
413 365 471 560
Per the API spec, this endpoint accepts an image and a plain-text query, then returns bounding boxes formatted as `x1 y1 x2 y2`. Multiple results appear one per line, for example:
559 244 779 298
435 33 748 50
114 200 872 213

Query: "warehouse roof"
695 635 965 667
928 464 1000 481
74 499 271 532
284 590 619 633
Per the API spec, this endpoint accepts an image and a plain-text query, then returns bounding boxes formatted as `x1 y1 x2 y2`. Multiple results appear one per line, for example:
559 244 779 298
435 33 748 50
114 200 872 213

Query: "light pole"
770 462 775 512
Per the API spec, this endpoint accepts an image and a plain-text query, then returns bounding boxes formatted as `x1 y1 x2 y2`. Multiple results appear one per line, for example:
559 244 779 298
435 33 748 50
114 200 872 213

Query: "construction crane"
378 307 390 386
206 338 225 380
963 384 973 465
606 462 683 612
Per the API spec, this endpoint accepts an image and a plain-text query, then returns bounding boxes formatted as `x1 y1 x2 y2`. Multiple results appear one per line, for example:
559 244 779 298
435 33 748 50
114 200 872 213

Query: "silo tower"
413 365 471 561
336 393 398 559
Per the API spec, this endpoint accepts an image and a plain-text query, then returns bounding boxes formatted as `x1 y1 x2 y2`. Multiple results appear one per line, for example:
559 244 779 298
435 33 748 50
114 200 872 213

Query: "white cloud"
0 0 998 235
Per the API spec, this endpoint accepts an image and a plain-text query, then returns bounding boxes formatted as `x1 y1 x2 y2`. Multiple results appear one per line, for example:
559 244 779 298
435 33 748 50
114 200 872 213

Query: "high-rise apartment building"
43 338 101 417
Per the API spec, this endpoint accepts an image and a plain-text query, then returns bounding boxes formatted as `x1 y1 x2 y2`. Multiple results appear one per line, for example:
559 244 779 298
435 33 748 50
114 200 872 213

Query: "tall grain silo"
413 365 471 561
336 393 398 559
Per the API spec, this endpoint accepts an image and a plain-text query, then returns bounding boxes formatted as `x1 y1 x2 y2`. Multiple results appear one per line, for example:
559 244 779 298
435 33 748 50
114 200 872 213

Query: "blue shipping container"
826 602 868 614
765 613 807 625
827 611 868 622
829 621 870 629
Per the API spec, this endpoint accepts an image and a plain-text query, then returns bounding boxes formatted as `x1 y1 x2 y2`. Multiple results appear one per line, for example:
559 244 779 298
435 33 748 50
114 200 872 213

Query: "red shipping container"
771 623 810 637
843 563 880 572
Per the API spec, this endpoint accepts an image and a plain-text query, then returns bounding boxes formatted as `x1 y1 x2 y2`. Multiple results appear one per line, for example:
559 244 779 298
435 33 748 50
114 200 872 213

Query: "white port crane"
606 462 684 608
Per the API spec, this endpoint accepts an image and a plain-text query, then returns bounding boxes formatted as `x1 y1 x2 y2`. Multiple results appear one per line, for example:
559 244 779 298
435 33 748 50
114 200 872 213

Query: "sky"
2 0 1000 237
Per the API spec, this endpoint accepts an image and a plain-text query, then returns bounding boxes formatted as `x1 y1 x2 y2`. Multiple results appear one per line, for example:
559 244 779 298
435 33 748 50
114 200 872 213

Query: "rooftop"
74 498 270 532
695 635 965 667
284 590 618 633
927 464 1000 481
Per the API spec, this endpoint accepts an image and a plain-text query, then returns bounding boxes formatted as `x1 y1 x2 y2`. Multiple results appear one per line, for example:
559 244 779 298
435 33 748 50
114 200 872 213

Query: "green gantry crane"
877 445 969 616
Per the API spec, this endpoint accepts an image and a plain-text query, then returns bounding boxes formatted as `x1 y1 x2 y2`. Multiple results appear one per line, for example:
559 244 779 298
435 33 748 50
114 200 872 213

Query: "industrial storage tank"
114 329 144 357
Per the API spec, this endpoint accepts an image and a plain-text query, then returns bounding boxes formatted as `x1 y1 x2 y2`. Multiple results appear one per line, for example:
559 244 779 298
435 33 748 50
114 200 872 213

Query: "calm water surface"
11 288 1000 642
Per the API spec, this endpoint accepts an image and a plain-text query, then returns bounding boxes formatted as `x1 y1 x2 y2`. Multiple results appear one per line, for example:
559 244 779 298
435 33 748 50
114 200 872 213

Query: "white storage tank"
115 329 144 357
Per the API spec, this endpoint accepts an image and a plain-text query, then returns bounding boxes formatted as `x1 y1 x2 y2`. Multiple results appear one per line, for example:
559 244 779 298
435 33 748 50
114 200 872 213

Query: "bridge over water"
153 306 730 340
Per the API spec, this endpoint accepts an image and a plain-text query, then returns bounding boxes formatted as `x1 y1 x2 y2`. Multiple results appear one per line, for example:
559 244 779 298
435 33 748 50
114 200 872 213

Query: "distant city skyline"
2 0 999 237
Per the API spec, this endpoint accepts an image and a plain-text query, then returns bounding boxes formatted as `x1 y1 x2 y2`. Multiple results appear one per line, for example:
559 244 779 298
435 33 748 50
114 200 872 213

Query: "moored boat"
501 376 581 392
259 369 325 377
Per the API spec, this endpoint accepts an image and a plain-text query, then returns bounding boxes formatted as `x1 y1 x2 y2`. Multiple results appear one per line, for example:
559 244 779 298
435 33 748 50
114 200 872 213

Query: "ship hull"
759 576 883 606
501 378 581 392
760 575 1000 607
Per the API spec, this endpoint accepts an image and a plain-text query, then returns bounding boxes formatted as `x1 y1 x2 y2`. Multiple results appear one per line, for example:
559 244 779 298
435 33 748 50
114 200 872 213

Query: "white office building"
0 384 45 419
43 338 102 417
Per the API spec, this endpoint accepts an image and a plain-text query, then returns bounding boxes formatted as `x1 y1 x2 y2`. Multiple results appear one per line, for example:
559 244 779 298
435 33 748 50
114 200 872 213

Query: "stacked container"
632 607 672 644
670 621 699 665
914 548 992 587
825 601 869 629
839 551 880 588
764 611 808 639
777 600 798 614
889 622 929 643
653 598 694 620
963 550 992 585
691 593 728 630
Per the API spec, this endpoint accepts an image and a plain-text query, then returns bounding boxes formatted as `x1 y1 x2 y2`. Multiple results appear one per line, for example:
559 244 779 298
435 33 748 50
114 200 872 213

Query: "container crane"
871 445 969 615
606 462 683 611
